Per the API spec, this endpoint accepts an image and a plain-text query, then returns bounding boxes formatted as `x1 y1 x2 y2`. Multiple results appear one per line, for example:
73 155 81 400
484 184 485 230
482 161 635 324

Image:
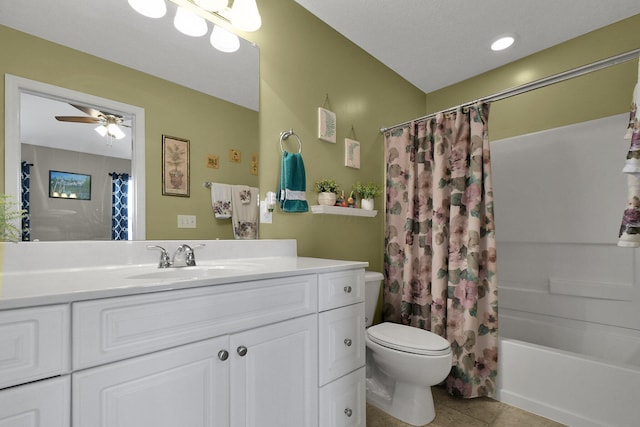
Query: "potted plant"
0 195 26 242
353 182 382 210
314 179 339 206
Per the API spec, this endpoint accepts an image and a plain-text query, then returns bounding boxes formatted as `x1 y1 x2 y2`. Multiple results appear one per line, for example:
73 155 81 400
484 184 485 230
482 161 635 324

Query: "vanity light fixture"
491 34 516 51
129 1 261 53
210 25 240 52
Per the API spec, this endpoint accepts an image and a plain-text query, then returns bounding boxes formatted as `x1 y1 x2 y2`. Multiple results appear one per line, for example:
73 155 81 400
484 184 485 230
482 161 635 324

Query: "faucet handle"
183 244 205 267
147 245 171 268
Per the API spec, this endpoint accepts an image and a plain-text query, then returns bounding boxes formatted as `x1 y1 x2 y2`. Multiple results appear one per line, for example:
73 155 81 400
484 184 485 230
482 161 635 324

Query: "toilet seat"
367 322 451 356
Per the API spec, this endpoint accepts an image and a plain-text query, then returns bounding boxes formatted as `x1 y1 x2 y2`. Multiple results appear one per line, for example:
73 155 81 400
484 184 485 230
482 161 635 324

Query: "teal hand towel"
277 151 308 212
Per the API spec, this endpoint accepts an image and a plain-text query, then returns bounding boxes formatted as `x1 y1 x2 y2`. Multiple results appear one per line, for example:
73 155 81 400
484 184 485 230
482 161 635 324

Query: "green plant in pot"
0 195 26 242
314 179 339 206
353 182 382 210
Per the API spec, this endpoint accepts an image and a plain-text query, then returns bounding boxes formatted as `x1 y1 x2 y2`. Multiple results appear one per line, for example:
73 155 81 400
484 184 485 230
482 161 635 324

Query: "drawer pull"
343 286 352 293
344 338 352 347
237 346 248 357
344 408 353 417
218 350 229 361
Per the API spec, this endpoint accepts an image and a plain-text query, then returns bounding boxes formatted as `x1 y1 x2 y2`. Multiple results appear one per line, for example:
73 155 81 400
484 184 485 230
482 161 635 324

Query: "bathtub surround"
383 105 498 399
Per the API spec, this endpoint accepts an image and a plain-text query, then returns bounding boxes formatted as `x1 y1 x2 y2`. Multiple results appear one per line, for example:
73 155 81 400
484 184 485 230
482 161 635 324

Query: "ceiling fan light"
210 25 240 53
174 7 208 37
95 125 108 137
231 0 261 32
128 0 167 18
194 0 228 12
107 123 127 140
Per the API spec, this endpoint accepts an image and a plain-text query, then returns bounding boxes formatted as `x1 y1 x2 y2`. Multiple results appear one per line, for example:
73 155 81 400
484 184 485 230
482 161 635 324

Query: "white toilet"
364 271 452 426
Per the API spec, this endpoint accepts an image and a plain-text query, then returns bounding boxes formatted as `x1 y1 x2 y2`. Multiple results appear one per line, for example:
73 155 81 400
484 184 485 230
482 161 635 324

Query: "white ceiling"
295 0 640 94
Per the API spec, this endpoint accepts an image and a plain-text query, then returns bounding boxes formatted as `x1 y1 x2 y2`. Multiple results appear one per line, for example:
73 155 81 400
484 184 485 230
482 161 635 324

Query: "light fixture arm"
168 0 233 31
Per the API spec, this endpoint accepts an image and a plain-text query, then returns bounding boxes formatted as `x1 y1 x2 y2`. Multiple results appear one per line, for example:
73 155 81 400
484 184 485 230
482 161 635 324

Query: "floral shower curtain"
383 104 498 398
21 161 31 241
110 172 129 240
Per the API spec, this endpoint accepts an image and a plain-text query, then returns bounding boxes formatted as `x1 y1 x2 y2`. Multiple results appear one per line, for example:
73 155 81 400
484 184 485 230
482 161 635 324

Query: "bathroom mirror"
5 75 146 240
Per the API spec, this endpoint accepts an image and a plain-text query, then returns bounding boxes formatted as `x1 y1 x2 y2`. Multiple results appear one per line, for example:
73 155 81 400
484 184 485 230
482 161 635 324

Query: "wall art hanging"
345 138 361 169
162 134 190 197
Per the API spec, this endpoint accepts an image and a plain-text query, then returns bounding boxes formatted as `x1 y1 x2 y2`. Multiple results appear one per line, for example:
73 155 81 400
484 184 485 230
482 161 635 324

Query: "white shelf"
310 205 377 217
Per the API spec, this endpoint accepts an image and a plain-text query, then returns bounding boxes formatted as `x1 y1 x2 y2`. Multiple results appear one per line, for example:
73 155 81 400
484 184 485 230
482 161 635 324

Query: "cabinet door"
0 376 70 427
73 336 230 427
230 314 318 427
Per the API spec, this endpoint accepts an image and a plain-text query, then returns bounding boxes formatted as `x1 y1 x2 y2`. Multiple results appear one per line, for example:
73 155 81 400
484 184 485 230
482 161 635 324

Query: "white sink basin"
128 262 259 281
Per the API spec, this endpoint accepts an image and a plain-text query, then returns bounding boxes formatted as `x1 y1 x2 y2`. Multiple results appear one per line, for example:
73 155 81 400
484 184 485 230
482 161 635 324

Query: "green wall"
0 25 258 240
248 0 425 272
427 14 640 141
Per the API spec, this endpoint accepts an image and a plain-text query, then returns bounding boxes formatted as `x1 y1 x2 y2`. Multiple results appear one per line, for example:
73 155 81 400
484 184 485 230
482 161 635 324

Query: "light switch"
177 214 196 228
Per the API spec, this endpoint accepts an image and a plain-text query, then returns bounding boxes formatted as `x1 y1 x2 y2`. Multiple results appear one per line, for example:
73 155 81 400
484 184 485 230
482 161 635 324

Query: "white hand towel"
211 183 232 219
231 185 258 239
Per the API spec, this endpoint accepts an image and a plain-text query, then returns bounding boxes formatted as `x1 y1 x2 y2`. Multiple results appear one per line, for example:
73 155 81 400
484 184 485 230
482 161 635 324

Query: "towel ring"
279 129 302 153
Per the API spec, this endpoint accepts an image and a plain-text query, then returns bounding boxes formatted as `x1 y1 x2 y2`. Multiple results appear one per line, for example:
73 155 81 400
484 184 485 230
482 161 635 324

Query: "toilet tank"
364 271 384 327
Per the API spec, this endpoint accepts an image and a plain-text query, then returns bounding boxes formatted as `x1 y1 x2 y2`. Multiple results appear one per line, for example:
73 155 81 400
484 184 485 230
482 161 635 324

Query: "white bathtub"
497 337 640 427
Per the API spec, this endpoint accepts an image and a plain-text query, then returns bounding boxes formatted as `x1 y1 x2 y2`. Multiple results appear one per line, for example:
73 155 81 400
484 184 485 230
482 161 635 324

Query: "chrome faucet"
147 244 205 268
172 244 205 268
147 245 171 268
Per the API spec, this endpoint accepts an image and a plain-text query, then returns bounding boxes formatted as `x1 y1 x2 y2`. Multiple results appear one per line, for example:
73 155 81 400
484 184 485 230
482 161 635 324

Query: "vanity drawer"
73 274 317 369
0 305 70 389
319 367 366 427
318 303 365 386
318 269 364 311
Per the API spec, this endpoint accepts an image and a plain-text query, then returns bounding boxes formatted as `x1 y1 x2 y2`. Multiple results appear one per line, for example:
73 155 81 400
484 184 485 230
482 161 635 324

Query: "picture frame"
318 107 337 143
345 138 361 169
162 135 190 197
49 170 91 200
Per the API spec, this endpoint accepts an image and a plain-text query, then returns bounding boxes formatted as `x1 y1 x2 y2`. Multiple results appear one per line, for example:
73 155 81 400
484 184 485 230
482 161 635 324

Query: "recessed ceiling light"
491 35 515 51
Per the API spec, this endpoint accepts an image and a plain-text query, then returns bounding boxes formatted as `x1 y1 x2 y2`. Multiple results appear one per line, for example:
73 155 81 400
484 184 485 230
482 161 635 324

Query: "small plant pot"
361 198 374 210
317 192 337 206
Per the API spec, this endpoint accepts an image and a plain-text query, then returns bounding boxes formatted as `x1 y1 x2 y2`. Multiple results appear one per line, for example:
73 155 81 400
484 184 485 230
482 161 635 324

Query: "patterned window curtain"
383 103 498 399
21 161 31 241
111 172 129 240
618 59 640 247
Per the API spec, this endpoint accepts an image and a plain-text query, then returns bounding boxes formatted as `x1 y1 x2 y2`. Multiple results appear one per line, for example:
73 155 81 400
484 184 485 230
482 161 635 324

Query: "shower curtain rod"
380 47 640 134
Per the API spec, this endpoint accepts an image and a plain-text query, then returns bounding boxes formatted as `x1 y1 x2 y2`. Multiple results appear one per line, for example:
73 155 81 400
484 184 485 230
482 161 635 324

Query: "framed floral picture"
162 135 190 197
318 107 337 143
345 138 361 169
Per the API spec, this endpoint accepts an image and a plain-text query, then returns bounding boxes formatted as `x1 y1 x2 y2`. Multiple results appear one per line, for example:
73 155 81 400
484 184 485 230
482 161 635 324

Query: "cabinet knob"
344 408 353 417
343 285 352 293
344 338 352 347
218 350 229 361
237 346 248 357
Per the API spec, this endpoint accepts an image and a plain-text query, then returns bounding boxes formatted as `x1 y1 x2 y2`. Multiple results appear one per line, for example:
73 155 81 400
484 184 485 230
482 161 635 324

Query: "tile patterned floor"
366 386 568 427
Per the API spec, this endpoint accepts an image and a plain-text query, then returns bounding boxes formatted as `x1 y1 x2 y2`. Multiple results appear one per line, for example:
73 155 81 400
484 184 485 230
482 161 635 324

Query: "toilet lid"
367 322 451 356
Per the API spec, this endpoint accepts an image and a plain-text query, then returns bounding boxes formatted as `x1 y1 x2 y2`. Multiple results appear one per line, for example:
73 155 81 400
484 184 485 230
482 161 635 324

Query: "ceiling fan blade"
55 116 102 124
70 104 104 118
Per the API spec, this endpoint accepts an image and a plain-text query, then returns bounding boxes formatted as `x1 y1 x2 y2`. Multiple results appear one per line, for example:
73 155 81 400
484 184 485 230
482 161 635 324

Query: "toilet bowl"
364 271 452 426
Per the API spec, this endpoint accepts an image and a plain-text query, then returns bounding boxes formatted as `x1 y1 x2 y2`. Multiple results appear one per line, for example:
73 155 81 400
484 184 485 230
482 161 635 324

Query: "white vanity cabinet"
72 274 318 427
317 270 367 427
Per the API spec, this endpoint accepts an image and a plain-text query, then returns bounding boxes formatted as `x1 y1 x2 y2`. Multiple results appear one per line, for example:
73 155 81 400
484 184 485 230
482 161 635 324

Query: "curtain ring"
279 129 302 153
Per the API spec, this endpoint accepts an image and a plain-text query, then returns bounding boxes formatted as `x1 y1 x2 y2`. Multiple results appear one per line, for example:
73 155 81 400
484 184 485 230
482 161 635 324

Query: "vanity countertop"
0 239 368 310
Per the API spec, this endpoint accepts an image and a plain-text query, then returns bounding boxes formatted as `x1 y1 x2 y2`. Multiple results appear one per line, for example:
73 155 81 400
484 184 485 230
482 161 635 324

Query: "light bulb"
230 0 261 32
128 0 167 18
194 0 227 12
174 7 208 37
210 25 240 53
107 123 127 140
95 125 108 137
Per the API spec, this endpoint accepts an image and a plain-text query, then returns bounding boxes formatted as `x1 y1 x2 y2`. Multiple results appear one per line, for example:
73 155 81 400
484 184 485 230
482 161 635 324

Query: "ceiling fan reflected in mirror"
55 104 129 141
